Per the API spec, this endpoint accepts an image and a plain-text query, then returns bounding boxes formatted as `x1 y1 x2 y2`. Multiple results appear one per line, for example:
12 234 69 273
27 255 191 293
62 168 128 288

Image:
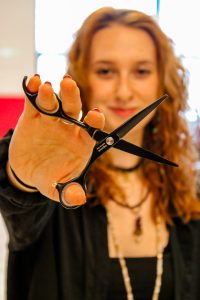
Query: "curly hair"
67 7 200 223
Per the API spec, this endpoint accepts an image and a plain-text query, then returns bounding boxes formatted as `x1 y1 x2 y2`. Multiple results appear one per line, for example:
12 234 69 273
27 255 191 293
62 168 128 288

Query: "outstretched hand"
8 74 105 206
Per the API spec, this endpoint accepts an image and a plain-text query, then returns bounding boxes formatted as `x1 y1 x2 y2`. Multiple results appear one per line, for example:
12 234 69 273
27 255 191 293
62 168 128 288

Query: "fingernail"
44 81 52 86
92 108 101 112
63 74 72 79
34 74 40 78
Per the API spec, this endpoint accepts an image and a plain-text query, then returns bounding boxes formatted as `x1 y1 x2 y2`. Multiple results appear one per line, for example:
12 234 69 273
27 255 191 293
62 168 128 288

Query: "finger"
27 74 41 93
23 74 42 117
61 183 87 206
83 108 105 129
60 109 105 205
37 82 58 113
60 75 82 119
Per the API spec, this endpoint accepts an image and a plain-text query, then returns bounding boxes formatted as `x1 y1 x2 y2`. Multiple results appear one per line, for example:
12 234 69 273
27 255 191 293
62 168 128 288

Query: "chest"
88 208 198 299
106 204 169 257
107 252 175 300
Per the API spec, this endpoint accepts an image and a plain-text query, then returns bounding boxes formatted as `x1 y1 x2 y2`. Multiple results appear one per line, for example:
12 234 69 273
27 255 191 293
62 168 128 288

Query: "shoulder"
172 217 200 245
173 217 200 230
196 169 200 199
0 129 13 159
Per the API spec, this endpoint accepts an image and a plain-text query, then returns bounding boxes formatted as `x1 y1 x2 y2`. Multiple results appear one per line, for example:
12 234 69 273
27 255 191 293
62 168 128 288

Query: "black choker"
108 159 143 173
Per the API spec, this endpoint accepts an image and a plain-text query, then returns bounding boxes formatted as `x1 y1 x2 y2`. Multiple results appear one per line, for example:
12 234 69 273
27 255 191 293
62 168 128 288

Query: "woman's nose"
115 75 133 103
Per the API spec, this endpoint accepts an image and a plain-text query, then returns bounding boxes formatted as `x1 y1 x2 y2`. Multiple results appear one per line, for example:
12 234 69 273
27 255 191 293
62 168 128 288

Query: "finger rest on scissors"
56 180 87 209
22 76 63 117
22 76 92 128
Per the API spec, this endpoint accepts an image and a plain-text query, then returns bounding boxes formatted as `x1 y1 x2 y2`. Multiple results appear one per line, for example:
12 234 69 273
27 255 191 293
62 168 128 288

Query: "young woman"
0 7 200 300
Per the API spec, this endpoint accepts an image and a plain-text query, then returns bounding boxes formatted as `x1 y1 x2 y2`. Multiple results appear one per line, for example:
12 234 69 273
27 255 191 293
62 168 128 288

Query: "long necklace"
106 208 164 300
109 190 150 242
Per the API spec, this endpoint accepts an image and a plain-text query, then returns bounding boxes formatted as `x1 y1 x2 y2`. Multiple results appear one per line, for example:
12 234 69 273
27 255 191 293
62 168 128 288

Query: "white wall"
0 0 35 96
0 217 7 300
0 1 35 299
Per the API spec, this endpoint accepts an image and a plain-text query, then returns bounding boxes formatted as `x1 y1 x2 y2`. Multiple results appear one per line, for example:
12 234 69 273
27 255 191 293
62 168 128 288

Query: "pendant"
133 216 142 243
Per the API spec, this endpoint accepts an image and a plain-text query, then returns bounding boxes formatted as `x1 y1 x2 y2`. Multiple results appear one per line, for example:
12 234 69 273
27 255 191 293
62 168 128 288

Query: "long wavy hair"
67 7 200 223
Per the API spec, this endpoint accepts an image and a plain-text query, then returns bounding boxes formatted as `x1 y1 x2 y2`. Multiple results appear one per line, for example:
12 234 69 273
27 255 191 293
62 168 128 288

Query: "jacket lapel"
83 204 109 300
84 205 197 300
170 220 195 300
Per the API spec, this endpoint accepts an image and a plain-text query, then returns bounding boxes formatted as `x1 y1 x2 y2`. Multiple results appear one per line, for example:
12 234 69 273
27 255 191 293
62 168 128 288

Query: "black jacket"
0 131 200 300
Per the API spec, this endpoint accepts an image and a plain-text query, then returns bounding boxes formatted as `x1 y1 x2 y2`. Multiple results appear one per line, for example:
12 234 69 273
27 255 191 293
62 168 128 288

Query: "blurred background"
0 0 200 298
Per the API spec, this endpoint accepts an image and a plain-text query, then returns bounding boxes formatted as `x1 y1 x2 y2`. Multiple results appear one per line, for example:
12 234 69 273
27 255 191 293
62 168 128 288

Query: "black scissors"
22 76 178 209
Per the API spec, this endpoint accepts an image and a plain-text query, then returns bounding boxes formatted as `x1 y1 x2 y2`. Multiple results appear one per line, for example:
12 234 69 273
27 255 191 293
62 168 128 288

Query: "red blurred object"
0 97 24 138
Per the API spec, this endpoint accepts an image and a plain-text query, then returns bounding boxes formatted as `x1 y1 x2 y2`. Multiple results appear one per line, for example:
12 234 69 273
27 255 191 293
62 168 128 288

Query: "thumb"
59 182 87 208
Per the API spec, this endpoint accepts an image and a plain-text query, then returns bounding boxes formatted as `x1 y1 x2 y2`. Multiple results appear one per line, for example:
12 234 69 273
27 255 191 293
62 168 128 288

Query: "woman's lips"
109 107 137 118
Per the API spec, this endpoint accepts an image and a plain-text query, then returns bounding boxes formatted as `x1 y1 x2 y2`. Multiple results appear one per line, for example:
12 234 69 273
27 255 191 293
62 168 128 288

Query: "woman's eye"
96 68 113 76
137 69 151 75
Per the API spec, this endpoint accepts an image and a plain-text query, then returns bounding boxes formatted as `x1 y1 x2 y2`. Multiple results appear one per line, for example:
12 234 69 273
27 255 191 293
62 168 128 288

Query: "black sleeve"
0 130 56 251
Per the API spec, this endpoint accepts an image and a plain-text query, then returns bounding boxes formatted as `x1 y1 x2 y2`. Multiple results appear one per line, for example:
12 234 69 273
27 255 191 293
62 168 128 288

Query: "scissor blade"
112 94 168 139
114 140 178 167
93 130 178 167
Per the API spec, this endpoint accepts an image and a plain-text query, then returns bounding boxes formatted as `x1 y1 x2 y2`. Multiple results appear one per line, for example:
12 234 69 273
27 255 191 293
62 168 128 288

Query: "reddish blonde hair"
67 7 200 223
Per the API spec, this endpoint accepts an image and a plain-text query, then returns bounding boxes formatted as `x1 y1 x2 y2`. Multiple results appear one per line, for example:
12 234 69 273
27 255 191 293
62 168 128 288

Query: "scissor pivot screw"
106 137 114 145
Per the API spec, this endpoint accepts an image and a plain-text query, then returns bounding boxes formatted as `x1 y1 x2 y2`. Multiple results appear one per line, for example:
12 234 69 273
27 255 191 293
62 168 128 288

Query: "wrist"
6 162 38 193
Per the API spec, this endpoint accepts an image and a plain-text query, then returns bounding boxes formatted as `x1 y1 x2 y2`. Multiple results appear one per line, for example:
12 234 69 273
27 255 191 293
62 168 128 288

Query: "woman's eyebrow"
93 59 156 64
135 60 156 66
92 60 115 65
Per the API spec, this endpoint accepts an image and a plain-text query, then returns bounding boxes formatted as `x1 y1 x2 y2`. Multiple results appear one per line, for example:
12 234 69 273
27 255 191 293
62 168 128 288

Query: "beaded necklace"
106 208 164 300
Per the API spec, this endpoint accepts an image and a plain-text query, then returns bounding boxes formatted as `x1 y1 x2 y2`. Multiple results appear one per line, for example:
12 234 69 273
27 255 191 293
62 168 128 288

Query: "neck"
109 128 144 169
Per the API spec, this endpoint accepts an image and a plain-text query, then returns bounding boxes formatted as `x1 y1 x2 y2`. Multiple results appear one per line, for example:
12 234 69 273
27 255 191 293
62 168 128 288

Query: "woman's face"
87 24 160 140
